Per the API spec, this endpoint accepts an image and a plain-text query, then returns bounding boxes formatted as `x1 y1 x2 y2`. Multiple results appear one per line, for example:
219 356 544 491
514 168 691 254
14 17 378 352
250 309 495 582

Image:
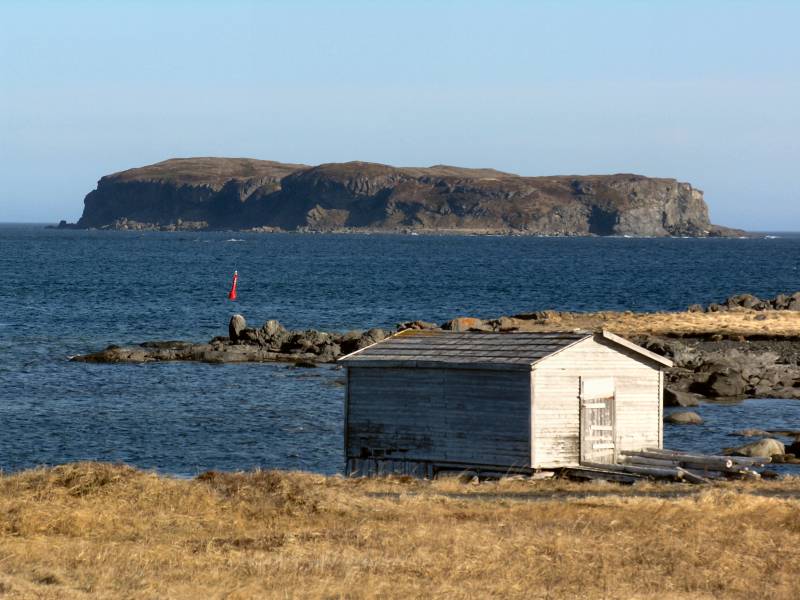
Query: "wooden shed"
339 330 673 477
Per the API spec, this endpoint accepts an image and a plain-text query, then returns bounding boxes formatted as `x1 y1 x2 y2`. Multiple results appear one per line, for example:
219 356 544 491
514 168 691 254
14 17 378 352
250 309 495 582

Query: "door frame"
579 377 617 464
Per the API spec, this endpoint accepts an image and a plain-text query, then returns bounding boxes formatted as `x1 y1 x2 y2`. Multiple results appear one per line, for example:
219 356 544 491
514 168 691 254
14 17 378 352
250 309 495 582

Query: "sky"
0 0 798 229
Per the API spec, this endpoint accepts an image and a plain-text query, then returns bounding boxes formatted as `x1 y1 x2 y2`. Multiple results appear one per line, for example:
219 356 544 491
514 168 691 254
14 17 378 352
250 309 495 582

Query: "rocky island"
59 157 741 236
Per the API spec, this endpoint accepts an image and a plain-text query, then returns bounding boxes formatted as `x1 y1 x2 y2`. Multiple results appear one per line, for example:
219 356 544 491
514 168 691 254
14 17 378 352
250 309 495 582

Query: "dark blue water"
2 224 800 476
666 400 800 461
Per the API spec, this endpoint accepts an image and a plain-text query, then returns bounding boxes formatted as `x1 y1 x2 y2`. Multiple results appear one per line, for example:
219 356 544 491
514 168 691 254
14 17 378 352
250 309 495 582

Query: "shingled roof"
338 330 673 370
338 331 587 370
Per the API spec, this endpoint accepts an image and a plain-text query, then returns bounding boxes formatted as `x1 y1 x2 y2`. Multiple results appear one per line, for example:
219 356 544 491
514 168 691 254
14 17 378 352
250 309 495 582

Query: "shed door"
580 377 616 464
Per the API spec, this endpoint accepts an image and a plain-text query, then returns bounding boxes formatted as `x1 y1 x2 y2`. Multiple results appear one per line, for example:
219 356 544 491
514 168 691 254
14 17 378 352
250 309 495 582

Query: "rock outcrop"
724 438 785 458
73 319 387 366
641 336 800 400
665 411 704 425
60 157 740 237
228 314 247 342
663 388 702 407
690 291 800 313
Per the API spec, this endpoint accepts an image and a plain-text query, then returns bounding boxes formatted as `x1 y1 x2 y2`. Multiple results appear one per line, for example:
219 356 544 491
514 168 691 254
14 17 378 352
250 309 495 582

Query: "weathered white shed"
339 330 673 477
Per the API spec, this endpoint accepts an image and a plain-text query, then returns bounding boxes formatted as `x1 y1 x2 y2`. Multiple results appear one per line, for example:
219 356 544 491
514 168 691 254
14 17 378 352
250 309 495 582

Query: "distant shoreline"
43 222 766 238
4 222 799 238
3 222 795 233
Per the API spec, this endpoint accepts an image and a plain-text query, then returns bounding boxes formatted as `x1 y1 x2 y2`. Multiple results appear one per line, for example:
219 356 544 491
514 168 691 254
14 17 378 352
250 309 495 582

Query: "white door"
580 377 616 464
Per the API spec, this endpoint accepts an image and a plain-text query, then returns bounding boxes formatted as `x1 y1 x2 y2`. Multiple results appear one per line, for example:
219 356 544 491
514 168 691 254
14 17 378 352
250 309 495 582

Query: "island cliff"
61 157 741 236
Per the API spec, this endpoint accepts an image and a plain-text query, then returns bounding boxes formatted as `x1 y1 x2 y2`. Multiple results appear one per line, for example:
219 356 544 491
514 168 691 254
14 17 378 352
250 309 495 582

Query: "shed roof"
338 330 673 370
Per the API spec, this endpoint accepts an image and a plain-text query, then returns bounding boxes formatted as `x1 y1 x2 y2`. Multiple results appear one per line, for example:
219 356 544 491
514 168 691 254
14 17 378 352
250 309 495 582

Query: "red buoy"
228 270 239 301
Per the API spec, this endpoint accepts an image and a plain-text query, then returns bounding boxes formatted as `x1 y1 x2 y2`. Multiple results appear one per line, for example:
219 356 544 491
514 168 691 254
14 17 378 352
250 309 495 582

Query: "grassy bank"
1 464 799 598
502 309 800 338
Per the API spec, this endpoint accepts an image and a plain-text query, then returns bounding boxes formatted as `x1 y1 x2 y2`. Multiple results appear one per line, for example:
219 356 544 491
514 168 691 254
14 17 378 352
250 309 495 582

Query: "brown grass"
505 309 800 338
1 463 799 599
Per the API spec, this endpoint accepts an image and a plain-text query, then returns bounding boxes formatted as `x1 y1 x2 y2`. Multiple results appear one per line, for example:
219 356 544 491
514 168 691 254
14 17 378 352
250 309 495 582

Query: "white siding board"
531 335 663 468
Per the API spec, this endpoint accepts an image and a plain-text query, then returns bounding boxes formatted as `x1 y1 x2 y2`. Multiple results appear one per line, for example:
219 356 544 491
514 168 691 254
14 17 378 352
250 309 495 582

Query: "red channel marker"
228 270 238 301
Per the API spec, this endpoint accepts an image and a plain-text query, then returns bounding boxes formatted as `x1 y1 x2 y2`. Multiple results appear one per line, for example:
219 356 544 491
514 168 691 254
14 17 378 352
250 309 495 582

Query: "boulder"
513 310 560 322
665 411 704 425
293 360 317 368
262 319 287 339
284 330 332 354
770 454 793 464
360 328 387 346
397 320 439 331
786 439 800 456
687 304 704 313
732 428 771 438
259 320 290 350
443 317 488 332
228 314 247 342
703 369 746 398
237 328 262 344
494 316 520 332
725 294 761 309
316 342 342 363
759 366 797 390
787 292 800 311
664 388 701 407
338 330 366 354
685 371 712 391
772 294 789 309
340 328 387 354
725 438 785 458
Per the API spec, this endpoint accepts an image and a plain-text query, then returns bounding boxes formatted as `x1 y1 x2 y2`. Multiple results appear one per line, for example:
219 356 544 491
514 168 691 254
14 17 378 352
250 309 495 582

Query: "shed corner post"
343 366 351 475
529 366 536 469
658 367 664 449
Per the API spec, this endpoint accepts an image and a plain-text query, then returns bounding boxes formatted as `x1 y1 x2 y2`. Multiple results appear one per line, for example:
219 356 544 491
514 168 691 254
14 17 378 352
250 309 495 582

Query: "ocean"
1 224 800 476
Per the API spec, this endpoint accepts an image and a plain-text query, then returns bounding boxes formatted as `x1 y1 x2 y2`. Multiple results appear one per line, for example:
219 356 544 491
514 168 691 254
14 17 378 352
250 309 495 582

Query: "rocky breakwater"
73 316 387 365
72 314 490 365
59 157 742 237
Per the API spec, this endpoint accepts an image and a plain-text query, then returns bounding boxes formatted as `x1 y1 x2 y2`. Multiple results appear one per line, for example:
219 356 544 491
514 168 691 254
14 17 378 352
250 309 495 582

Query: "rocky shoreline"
73 291 800 406
73 317 389 367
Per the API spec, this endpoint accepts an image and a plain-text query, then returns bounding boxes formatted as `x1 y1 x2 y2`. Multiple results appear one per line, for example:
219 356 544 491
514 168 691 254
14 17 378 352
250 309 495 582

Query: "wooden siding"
346 367 531 469
531 335 662 468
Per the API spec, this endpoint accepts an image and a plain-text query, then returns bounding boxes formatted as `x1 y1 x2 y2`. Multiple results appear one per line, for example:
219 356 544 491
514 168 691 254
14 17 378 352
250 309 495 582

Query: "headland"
57 157 743 236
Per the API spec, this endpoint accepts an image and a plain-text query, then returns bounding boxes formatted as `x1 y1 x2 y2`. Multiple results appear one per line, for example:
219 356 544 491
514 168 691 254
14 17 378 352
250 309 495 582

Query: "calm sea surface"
2 224 800 476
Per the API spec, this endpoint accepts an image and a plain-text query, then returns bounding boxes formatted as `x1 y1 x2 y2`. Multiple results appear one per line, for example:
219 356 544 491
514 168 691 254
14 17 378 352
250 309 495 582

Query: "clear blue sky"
1 0 798 229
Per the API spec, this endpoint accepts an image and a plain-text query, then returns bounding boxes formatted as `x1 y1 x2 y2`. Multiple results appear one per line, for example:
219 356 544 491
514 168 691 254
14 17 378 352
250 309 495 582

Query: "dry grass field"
505 309 800 338
1 463 799 599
